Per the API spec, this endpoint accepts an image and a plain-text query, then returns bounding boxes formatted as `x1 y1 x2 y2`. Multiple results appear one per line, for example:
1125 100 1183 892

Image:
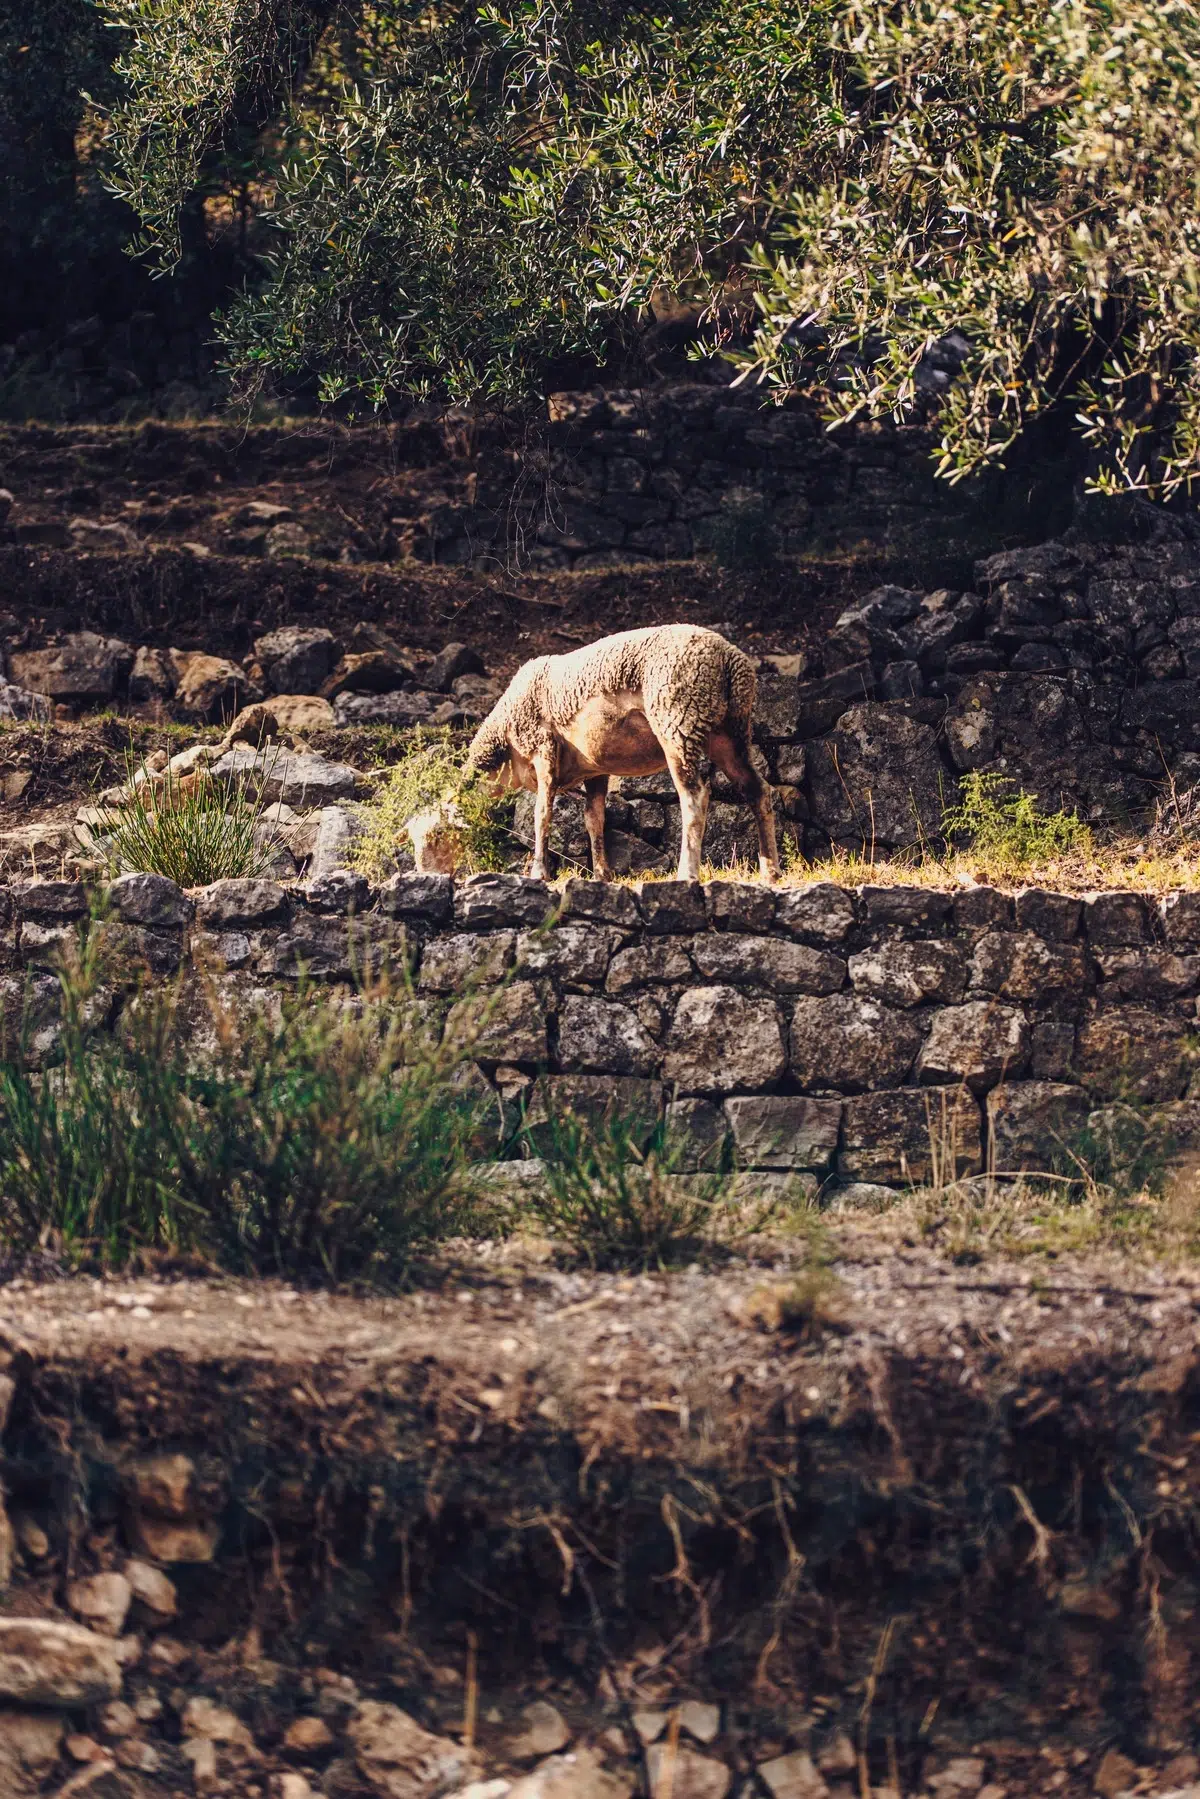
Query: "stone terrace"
7 868 1200 1195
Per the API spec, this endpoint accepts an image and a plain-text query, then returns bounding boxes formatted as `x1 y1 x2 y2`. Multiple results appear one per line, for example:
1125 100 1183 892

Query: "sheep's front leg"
530 753 556 881
582 776 612 881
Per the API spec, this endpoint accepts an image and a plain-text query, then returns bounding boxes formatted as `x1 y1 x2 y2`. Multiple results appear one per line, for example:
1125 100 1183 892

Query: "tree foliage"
99 0 1200 493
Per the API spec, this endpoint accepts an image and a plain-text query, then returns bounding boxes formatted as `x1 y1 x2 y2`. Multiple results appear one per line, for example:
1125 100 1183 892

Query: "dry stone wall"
7 867 1200 1197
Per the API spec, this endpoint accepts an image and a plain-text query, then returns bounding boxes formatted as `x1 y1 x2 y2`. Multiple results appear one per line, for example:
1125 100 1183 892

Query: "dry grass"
681 841 1200 896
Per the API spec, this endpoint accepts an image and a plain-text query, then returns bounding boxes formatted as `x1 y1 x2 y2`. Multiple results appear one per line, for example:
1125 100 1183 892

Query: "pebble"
66 1572 133 1638
508 1701 571 1760
283 1715 335 1755
678 1703 721 1747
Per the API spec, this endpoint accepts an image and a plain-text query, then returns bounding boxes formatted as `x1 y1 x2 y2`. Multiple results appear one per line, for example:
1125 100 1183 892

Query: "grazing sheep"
466 624 779 882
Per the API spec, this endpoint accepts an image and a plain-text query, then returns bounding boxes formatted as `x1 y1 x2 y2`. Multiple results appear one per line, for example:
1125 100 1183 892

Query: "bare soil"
5 1230 1200 1795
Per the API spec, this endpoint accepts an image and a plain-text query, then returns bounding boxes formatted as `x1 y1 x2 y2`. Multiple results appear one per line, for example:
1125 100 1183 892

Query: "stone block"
607 938 694 992
557 996 658 1075
1031 1019 1077 1080
1083 890 1151 946
986 1082 1092 1174
419 931 515 993
308 804 365 878
839 1087 982 1185
210 746 359 806
14 880 86 919
253 626 336 694
379 873 454 924
636 880 707 934
663 987 786 1093
446 981 547 1064
93 921 184 979
10 632 133 703
516 923 616 985
951 886 1014 933
259 914 404 982
0 1620 122 1707
524 1075 664 1151
1095 949 1200 1002
790 992 924 1092
1074 1003 1190 1102
916 1001 1031 1091
967 931 1092 1001
455 874 556 928
664 1098 729 1171
691 933 846 993
1013 888 1081 940
724 1095 841 1170
106 871 192 929
1160 891 1200 947
848 939 966 1007
559 877 641 927
194 879 288 927
705 880 777 932
793 664 876 738
304 869 372 914
775 883 855 944
857 885 952 935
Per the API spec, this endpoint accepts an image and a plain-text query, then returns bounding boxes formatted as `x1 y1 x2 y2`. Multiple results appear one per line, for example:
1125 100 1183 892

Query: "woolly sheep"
465 624 779 882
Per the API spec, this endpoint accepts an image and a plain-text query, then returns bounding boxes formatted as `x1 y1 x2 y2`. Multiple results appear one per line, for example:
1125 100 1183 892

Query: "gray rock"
516 923 616 985
379 873 454 924
646 1745 731 1799
663 987 786 1093
857 884 952 935
305 868 372 914
128 646 175 700
1074 1003 1190 1102
825 1181 900 1211
756 1749 830 1799
194 879 287 927
559 877 641 927
839 1087 983 1184
951 885 1013 934
260 914 403 983
524 1075 663 1151
9 632 134 702
253 626 336 695
793 664 876 738
607 938 694 992
849 939 966 1008
426 643 484 691
506 1747 633 1799
724 1095 841 1170
986 1081 1092 1174
106 872 192 929
446 981 546 1063
967 931 1091 1001
173 652 258 720
705 880 776 932
1013 888 1082 940
92 921 186 979
790 993 924 1092
14 880 87 919
0 1618 122 1707
507 1701 571 1761
774 882 855 944
636 880 707 934
917 1001 1031 1091
0 681 50 721
1082 890 1151 946
65 1572 132 1638
455 874 555 928
691 933 846 993
308 806 366 878
334 689 438 726
1095 949 1200 1002
664 1097 729 1170
558 996 658 1076
807 706 944 848
210 747 359 807
419 931 515 993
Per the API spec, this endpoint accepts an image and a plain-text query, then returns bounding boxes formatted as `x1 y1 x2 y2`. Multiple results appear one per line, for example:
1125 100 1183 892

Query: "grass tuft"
96 752 277 886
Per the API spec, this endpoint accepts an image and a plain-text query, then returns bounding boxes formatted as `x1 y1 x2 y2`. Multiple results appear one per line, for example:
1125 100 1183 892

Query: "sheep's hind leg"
582 776 613 881
708 729 781 881
663 748 710 882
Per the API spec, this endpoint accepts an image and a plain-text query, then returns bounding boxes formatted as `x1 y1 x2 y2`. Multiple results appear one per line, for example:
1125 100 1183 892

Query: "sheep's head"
406 800 470 875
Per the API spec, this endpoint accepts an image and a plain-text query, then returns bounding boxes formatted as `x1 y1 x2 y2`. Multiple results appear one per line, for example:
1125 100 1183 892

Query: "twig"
857 1615 904 1799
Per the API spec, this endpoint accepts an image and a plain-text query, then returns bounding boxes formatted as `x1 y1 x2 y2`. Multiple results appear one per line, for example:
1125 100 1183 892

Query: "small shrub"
353 728 514 879
521 1104 733 1269
0 949 496 1279
96 753 277 886
941 771 1091 873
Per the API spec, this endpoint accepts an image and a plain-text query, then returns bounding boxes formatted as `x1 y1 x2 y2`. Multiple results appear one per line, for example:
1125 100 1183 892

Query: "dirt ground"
5 1228 1200 1795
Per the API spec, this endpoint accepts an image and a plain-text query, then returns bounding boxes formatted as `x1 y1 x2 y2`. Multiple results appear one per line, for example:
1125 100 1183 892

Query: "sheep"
465 623 779 882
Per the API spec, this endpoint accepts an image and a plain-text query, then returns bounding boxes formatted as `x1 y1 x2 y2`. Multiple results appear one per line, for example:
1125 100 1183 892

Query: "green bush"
0 946 497 1279
941 771 1091 872
96 754 277 887
353 728 514 879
